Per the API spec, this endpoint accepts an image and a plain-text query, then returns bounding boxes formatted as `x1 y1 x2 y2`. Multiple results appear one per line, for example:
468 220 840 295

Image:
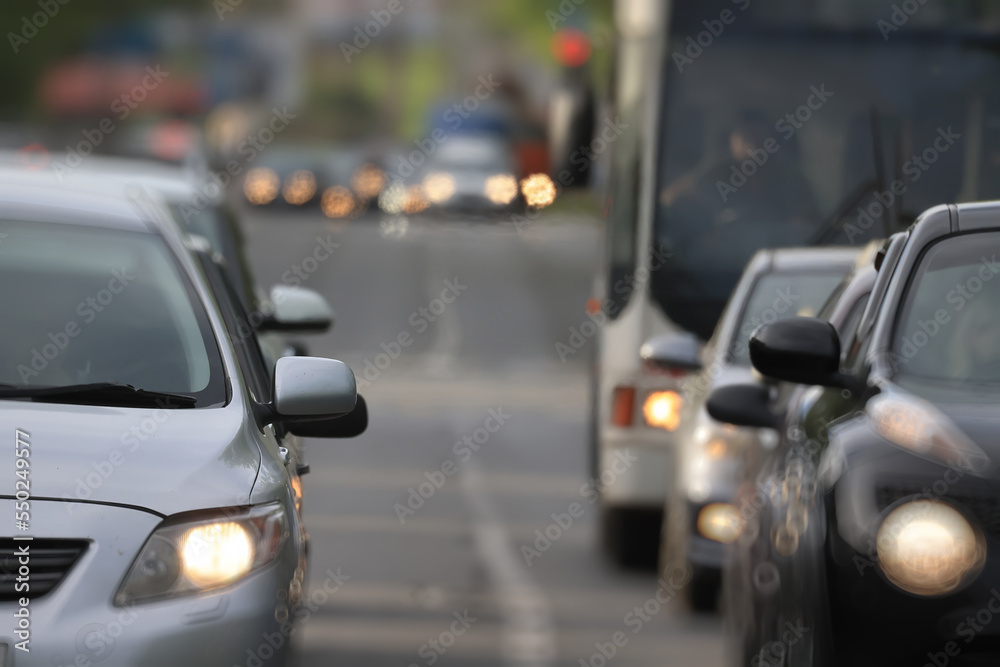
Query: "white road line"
460 460 557 667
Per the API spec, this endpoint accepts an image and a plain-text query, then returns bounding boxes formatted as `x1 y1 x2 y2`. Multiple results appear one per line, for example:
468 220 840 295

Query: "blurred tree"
0 0 205 119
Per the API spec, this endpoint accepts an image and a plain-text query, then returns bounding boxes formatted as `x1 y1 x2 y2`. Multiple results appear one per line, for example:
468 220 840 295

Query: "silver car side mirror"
260 285 334 333
273 357 356 418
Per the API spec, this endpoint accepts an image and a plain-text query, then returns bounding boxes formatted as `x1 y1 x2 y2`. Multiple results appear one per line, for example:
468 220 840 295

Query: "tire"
600 506 662 570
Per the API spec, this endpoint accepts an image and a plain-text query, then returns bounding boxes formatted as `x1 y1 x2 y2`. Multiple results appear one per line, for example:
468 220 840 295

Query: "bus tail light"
611 386 636 427
643 391 682 431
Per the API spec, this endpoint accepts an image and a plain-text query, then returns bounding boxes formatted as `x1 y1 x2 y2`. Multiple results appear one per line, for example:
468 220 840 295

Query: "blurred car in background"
413 133 524 216
241 145 389 218
0 174 360 666
644 247 856 608
711 203 1000 666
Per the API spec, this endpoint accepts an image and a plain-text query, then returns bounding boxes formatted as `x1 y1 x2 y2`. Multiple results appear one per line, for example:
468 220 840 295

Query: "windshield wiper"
0 383 197 408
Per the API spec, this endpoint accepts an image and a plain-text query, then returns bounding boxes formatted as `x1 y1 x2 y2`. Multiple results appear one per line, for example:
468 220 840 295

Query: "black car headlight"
877 500 985 596
115 503 288 606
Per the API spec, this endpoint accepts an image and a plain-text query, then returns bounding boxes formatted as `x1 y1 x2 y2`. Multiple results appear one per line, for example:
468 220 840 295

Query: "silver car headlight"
115 503 289 606
877 500 985 596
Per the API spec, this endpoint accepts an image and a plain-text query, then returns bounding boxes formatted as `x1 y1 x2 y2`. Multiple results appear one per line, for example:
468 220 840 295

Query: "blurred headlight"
877 500 985 596
868 393 992 475
351 163 386 200
378 181 408 214
520 173 557 208
484 174 519 205
283 170 317 205
643 391 682 431
116 504 288 606
697 503 742 543
321 186 356 218
423 172 456 204
404 185 430 214
243 168 280 205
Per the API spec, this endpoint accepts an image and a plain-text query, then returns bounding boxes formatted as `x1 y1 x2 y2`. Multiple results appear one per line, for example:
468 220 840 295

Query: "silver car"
0 175 358 665
643 247 858 611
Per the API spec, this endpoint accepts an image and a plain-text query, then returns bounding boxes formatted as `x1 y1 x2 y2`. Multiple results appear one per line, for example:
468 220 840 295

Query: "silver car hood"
0 399 260 517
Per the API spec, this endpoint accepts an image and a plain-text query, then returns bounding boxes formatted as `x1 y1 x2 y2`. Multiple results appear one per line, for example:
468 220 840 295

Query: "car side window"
197 253 274 405
838 292 870 364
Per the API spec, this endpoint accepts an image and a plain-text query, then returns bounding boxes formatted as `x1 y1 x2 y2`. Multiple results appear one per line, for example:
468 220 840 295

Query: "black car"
709 203 1000 666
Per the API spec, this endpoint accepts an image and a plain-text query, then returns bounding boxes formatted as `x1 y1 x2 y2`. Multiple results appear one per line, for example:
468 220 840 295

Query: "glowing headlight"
321 186 356 218
643 391 682 431
283 170 317 205
423 172 456 204
116 504 287 605
697 503 742 543
378 181 408 214
404 185 430 214
520 173 557 208
877 500 985 596
351 163 386 200
868 393 992 475
243 168 280 205
180 522 254 587
484 174 519 205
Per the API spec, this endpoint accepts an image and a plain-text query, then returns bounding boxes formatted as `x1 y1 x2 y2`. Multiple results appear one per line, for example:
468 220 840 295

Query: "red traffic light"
552 28 592 68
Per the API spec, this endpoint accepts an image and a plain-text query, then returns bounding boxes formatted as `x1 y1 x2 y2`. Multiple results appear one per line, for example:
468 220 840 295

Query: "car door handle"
296 462 311 476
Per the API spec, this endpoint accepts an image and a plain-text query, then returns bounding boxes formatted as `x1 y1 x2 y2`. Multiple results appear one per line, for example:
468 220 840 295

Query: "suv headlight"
877 500 985 596
116 503 288 606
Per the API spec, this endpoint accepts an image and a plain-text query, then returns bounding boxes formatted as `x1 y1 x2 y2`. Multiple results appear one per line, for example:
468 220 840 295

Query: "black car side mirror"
706 384 781 430
287 395 368 438
749 317 853 389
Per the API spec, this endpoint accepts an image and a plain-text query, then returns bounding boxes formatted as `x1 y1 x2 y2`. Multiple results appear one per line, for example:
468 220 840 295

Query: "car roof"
766 246 860 272
0 167 177 236
0 151 209 205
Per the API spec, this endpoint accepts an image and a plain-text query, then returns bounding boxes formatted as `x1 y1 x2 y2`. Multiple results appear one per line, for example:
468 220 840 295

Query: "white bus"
591 0 1000 565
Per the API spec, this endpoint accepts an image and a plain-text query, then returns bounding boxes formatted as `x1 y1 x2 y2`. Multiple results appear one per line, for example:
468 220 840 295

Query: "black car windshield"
730 271 845 365
652 9 1000 338
0 220 226 407
894 232 1000 386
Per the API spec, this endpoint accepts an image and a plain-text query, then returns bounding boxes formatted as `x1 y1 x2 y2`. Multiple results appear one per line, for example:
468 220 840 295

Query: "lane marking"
461 460 557 666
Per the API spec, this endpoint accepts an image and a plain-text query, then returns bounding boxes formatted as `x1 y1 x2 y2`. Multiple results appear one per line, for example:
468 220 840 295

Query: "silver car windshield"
0 220 226 406
894 232 1000 385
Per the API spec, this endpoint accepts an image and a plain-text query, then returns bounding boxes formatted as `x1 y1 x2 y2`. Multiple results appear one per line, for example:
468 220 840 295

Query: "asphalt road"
240 207 726 667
